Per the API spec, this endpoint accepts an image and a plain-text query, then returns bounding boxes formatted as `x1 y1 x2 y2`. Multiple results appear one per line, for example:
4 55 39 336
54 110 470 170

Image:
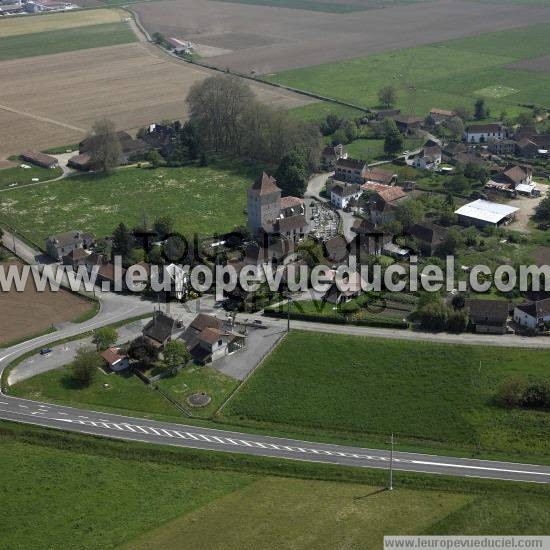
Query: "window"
218 339 222 346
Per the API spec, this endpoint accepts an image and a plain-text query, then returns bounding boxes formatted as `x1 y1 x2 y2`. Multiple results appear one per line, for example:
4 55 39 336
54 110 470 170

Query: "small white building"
330 182 362 209
412 145 442 170
454 199 519 228
464 123 507 143
514 299 550 330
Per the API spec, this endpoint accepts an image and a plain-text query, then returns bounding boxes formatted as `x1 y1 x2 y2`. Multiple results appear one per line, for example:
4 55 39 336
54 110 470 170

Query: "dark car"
40 348 53 355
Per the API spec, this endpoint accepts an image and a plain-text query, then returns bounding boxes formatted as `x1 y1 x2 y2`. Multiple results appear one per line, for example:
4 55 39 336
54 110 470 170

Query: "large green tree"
92 327 118 351
275 149 308 198
383 119 403 155
163 340 191 374
71 347 102 387
86 119 122 173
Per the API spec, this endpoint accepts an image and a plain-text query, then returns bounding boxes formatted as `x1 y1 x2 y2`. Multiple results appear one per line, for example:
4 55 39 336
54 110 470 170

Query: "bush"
495 376 550 409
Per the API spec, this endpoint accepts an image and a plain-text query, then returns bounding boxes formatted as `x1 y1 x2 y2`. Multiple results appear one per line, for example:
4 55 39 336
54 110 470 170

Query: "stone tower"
247 172 281 234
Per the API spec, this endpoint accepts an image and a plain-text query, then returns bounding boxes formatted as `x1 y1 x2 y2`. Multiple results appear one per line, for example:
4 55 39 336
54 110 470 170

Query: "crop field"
508 54 550 73
0 8 127 37
0 22 137 61
214 0 428 13
0 261 94 345
134 0 550 74
0 41 312 162
223 331 550 459
0 163 256 243
266 22 550 116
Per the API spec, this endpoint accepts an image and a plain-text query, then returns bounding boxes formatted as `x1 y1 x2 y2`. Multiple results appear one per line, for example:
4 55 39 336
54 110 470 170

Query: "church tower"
247 172 281 234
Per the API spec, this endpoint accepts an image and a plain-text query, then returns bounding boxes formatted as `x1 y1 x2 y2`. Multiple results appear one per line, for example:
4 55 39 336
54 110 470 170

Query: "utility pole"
286 295 292 333
388 433 394 491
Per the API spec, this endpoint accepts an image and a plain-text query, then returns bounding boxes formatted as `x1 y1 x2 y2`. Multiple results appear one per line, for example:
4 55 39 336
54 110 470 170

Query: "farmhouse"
45 230 94 261
454 199 518 228
330 182 362 209
166 37 193 54
363 167 397 186
142 311 177 349
391 114 423 134
142 123 177 156
321 144 347 169
68 153 92 171
487 139 516 156
323 235 349 264
369 186 407 225
334 158 368 184
412 144 441 170
20 151 58 169
181 313 245 364
513 299 550 330
486 165 535 195
247 172 308 241
466 299 509 334
428 108 456 124
100 347 129 372
464 123 506 143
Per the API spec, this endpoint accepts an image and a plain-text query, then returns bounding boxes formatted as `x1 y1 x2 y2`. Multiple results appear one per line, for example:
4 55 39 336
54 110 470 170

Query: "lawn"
0 22 137 61
0 8 126 38
2 425 549 549
266 23 550 116
9 360 238 421
0 164 62 190
0 162 256 244
157 365 239 418
222 331 550 459
8 367 184 421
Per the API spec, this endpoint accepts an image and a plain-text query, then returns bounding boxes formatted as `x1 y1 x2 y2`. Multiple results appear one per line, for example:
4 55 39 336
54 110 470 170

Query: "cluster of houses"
100 310 247 372
0 0 76 15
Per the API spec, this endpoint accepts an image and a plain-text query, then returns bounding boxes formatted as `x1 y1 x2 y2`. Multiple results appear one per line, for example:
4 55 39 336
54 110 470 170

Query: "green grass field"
0 164 62 190
0 162 256 244
223 331 550 459
276 23 550 118
0 22 137 61
1 421 549 549
9 368 184 421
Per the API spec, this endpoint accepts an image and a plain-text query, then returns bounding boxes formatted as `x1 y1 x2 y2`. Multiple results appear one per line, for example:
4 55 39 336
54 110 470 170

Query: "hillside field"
0 163 256 244
271 23 550 117
222 331 550 460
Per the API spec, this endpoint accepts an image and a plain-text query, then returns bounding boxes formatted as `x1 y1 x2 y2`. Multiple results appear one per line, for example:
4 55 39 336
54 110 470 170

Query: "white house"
164 263 189 300
513 299 550 330
330 183 362 209
412 145 442 170
464 123 507 143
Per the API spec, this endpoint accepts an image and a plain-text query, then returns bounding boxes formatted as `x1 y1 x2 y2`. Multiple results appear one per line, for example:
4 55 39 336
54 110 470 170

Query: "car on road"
40 348 53 355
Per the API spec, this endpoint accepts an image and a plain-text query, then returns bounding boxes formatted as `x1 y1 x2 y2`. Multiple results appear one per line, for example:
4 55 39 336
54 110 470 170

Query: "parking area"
211 323 284 380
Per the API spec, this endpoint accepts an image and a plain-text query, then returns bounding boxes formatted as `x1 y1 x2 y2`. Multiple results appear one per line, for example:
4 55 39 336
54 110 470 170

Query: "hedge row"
264 309 409 329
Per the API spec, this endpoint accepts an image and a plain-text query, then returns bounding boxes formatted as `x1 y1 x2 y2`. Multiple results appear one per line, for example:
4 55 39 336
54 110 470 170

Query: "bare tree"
187 75 254 153
86 119 122 173
378 86 397 108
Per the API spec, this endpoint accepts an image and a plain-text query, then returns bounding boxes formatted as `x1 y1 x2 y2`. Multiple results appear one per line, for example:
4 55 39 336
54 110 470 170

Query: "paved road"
3 226 550 482
1 395 549 484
